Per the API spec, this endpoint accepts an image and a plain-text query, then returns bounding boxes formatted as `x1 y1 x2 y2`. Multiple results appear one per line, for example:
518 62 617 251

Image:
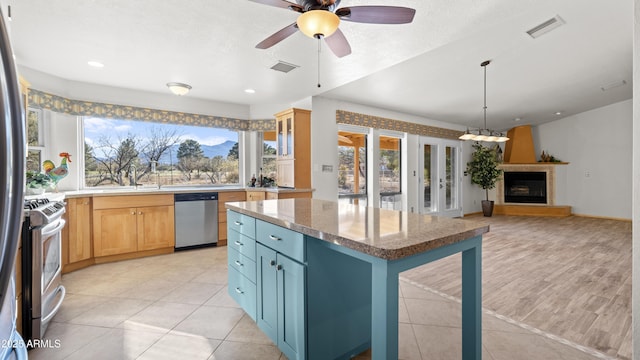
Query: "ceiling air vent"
526 15 564 39
271 61 299 73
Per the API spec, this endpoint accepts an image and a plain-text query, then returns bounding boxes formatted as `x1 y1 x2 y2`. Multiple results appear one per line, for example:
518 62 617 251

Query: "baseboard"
573 213 632 222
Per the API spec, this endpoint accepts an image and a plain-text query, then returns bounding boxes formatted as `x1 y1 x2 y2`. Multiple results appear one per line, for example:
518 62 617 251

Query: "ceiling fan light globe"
459 133 475 140
297 10 340 38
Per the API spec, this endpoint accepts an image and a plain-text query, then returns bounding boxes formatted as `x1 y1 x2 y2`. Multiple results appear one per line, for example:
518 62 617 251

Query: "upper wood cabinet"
275 108 311 189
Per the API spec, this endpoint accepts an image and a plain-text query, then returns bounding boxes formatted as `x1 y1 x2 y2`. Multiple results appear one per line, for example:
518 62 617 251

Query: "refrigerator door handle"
0 7 26 307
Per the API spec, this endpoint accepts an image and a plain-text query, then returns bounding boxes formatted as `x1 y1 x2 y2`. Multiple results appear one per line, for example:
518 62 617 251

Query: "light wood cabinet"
62 197 94 273
93 194 174 258
247 191 266 201
264 191 311 200
275 108 311 188
217 191 247 246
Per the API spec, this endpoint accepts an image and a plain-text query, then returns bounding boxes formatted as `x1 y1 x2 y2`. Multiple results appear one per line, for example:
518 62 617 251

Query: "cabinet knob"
131 212 136 215
138 211 143 215
269 260 276 266
276 264 283 271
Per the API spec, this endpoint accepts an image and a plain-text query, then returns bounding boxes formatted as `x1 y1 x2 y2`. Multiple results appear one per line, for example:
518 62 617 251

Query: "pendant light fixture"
459 60 509 143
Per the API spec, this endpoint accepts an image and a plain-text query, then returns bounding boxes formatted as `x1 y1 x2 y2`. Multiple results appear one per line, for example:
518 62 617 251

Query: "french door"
419 137 462 217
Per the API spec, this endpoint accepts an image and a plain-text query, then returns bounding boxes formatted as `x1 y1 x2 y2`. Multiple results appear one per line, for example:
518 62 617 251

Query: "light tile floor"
29 247 614 359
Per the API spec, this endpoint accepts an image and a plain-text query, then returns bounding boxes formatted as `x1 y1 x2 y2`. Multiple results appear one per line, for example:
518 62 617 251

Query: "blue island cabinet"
227 210 372 360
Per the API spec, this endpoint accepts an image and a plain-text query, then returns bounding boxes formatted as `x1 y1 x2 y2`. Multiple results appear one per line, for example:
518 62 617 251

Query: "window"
26 108 45 172
379 135 401 209
262 131 277 180
83 117 240 188
338 130 367 206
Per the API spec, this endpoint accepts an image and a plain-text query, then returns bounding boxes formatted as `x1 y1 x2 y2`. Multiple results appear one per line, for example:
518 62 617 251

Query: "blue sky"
84 117 238 148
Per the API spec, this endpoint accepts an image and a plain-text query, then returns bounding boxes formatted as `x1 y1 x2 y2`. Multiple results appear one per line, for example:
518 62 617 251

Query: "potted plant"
466 143 503 216
25 170 53 195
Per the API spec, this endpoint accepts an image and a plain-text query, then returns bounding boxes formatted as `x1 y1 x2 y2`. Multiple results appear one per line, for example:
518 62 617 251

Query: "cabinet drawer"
227 211 256 238
228 230 256 261
228 267 256 321
228 247 256 283
256 220 305 262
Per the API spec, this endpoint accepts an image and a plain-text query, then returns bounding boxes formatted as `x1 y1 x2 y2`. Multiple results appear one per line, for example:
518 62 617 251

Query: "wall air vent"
526 15 565 39
271 61 300 73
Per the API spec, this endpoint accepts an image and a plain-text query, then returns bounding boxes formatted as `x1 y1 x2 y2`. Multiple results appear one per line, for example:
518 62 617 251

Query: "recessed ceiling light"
514 117 521 122
244 88 256 94
555 111 563 115
87 60 104 68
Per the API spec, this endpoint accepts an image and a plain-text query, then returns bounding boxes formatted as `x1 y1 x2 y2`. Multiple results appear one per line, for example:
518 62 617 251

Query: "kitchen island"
226 198 489 360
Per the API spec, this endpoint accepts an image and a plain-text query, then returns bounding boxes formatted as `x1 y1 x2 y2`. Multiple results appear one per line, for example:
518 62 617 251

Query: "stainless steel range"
21 198 66 343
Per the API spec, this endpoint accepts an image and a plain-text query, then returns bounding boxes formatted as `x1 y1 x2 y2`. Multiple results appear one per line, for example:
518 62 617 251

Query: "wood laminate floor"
402 215 632 360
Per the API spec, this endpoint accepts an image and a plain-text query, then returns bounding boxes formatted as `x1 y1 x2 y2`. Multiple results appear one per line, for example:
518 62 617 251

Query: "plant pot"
481 200 494 217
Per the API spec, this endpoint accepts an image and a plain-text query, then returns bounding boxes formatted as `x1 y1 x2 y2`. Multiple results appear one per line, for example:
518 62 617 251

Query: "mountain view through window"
84 117 239 188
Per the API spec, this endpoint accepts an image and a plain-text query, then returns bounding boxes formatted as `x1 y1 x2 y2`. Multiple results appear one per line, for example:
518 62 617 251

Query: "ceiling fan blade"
248 0 303 12
324 28 351 58
255 22 299 49
335 6 416 24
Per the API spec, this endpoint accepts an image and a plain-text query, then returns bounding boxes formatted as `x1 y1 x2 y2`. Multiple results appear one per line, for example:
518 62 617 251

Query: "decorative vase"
481 200 494 217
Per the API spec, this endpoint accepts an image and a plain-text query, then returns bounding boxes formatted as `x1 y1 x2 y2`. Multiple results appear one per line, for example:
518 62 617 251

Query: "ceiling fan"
249 0 416 58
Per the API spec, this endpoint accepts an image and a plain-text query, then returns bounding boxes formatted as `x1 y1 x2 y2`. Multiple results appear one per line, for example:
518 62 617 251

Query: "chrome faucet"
129 164 138 189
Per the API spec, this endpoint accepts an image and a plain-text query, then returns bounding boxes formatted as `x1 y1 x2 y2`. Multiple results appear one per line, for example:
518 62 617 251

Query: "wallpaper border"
336 110 463 140
28 89 276 131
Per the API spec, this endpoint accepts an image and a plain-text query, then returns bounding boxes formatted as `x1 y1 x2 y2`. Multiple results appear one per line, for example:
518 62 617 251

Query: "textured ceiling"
5 0 632 129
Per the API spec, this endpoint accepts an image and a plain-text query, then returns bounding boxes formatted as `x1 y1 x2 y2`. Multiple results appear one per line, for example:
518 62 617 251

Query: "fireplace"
503 171 546 203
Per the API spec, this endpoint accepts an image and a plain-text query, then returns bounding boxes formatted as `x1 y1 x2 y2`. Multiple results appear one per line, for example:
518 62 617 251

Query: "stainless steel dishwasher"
174 192 218 250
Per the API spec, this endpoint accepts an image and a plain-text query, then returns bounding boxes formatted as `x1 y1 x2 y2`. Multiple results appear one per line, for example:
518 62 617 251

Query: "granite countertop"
61 186 313 198
226 198 489 260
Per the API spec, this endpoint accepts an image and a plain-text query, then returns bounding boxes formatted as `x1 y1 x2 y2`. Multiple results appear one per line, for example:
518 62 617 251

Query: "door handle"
234 260 243 267
269 234 281 241
234 241 243 246
234 221 242 226
235 287 244 294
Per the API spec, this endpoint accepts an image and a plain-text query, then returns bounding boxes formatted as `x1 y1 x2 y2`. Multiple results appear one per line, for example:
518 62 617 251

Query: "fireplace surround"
497 164 556 206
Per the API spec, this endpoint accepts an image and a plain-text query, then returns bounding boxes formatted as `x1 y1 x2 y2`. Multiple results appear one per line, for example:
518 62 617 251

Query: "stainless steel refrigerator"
0 3 29 359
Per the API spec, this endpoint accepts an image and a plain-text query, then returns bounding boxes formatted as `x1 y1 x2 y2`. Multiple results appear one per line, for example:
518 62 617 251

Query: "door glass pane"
338 131 367 206
380 135 401 210
423 144 432 212
445 146 457 210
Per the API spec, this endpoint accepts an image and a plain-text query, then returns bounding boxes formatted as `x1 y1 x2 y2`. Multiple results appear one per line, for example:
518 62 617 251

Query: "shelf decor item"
466 143 503 216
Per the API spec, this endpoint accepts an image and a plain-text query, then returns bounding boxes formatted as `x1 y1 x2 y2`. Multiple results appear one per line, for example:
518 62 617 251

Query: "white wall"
310 96 483 215
44 110 81 191
532 99 632 219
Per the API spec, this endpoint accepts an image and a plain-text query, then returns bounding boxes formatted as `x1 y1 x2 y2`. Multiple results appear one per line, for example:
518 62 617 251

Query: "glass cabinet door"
277 119 284 156
285 116 292 157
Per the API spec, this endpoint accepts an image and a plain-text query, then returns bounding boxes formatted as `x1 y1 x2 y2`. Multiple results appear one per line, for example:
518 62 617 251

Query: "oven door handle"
40 219 66 238
41 285 66 324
